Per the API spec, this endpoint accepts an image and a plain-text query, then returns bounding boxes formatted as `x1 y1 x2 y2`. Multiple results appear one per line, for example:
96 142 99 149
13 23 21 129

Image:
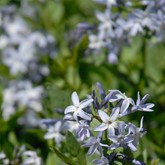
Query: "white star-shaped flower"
64 92 93 121
94 108 120 135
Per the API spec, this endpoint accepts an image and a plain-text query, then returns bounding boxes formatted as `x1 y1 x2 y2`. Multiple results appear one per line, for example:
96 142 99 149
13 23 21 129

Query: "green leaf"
65 132 87 165
51 147 76 165
76 149 87 165
151 159 160 165
65 66 81 90
65 131 80 157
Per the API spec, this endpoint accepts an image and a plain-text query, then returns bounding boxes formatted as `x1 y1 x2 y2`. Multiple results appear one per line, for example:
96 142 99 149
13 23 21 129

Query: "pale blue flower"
94 108 119 135
127 116 146 148
108 122 136 151
0 152 9 165
132 92 154 112
64 92 93 121
44 121 65 144
107 90 134 114
82 137 108 156
76 120 91 141
22 151 43 165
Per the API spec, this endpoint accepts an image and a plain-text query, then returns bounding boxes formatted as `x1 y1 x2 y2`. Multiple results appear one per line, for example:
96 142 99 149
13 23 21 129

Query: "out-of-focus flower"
44 121 65 144
22 151 43 165
0 152 9 165
0 7 55 77
2 80 43 120
85 0 165 63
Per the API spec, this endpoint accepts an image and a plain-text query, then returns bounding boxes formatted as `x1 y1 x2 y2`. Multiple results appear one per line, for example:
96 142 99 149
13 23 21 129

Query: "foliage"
0 0 165 164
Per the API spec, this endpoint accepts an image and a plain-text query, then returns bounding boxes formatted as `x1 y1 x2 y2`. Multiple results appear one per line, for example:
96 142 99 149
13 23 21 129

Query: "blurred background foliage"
0 0 165 164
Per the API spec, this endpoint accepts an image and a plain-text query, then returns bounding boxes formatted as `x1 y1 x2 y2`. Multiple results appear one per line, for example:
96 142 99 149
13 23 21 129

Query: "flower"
127 116 146 148
2 80 43 120
89 34 106 50
76 120 91 141
108 90 134 114
108 122 136 151
44 121 65 144
0 152 9 165
82 137 108 156
132 92 154 112
64 92 93 121
22 151 42 165
94 108 119 136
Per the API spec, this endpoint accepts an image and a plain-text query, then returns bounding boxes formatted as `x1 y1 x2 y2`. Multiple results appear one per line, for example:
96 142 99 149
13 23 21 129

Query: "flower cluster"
0 5 55 78
0 146 43 165
2 80 43 120
0 2 56 122
43 82 154 164
82 0 165 63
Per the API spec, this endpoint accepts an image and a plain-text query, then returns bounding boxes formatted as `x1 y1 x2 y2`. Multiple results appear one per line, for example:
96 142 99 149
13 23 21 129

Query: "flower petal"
72 92 79 106
54 121 62 131
98 110 110 123
128 143 137 152
94 123 108 131
110 107 119 122
73 111 79 121
140 116 144 130
108 125 115 136
44 132 56 139
136 92 141 105
141 94 150 104
121 99 130 113
80 98 93 109
109 143 119 150
79 110 91 120
64 105 76 114
88 143 98 155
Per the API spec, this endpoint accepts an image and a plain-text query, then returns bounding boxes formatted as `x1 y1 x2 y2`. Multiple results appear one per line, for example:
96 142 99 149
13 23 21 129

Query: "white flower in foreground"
132 92 154 112
94 108 120 135
22 151 42 165
64 92 93 121
108 90 134 114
